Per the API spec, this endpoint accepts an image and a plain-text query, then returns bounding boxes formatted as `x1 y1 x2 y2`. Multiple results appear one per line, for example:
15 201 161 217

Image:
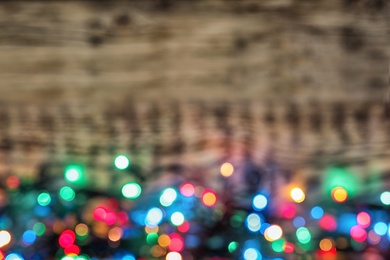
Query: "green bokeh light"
228 241 238 253
33 222 46 236
64 165 85 186
296 227 311 244
146 233 158 245
37 192 51 206
121 182 142 199
271 239 285 252
114 155 130 170
59 186 76 201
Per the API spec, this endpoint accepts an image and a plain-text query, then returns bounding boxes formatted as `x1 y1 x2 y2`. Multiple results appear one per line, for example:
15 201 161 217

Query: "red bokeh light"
180 183 195 197
104 212 117 226
93 207 107 221
64 244 80 255
178 221 190 233
350 225 367 242
319 214 337 232
284 242 295 253
356 212 370 228
59 230 76 248
6 176 20 189
281 203 296 219
169 233 184 252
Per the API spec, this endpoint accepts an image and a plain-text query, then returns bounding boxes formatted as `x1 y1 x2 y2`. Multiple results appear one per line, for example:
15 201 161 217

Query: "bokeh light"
243 248 261 260
319 214 337 232
180 183 195 197
5 253 24 260
380 191 390 205
350 225 367 242
264 225 283 241
58 230 76 248
0 230 11 248
356 212 370 228
170 212 185 226
146 207 164 226
296 227 311 244
108 227 123 242
228 241 238 253
290 187 305 203
246 213 262 232
252 194 268 211
158 234 171 247
22 230 36 245
166 252 182 260
331 187 348 203
122 182 142 199
310 206 324 219
59 186 75 201
319 238 333 251
220 162 234 177
64 165 85 185
32 222 46 236
37 192 51 206
202 190 217 207
160 188 177 207
114 155 130 170
373 222 387 236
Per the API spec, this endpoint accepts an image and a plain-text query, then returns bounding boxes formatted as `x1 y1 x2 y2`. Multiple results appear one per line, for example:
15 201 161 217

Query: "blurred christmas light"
246 213 261 232
180 183 195 197
22 230 36 245
271 239 285 253
158 234 171 247
293 216 306 228
5 253 24 260
281 203 296 219
243 248 261 260
0 230 11 248
373 222 387 236
114 155 130 170
350 226 367 242
166 252 182 260
177 221 190 233
32 222 46 236
202 190 217 207
37 192 51 206
170 212 185 226
323 167 360 197
121 183 142 199
146 232 158 245
58 230 76 248
264 225 282 241
64 165 85 185
331 187 348 203
146 207 164 226
310 206 324 219
356 212 370 228
145 226 159 234
290 187 305 203
75 223 88 238
252 194 267 211
160 188 177 207
319 238 333 251
296 227 311 244
168 233 184 252
64 244 80 255
319 214 337 232
220 162 234 177
108 227 123 242
6 176 20 189
59 186 75 201
380 191 390 205
228 241 238 253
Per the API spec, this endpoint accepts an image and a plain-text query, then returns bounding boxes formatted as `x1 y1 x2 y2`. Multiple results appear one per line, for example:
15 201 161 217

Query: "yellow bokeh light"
75 223 88 237
0 230 11 248
158 234 171 247
108 227 123 242
220 162 234 177
150 245 166 257
145 225 159 234
290 187 305 203
264 225 283 241
319 238 333 251
331 187 348 203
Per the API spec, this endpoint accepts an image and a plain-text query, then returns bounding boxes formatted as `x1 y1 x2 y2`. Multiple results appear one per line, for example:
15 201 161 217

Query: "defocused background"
0 1 389 260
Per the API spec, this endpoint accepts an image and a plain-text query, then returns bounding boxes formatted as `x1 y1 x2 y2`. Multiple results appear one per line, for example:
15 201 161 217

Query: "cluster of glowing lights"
92 206 120 225
59 186 76 201
37 192 51 206
296 227 311 244
264 225 283 241
0 230 11 248
252 194 267 211
160 188 177 207
170 212 185 226
350 225 367 242
202 190 217 207
246 213 262 232
290 187 305 203
220 162 234 177
121 182 142 199
380 191 390 205
114 155 130 170
331 186 348 203
180 183 195 197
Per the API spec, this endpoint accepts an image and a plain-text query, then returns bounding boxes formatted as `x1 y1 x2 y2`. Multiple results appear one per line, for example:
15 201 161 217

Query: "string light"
114 155 130 170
